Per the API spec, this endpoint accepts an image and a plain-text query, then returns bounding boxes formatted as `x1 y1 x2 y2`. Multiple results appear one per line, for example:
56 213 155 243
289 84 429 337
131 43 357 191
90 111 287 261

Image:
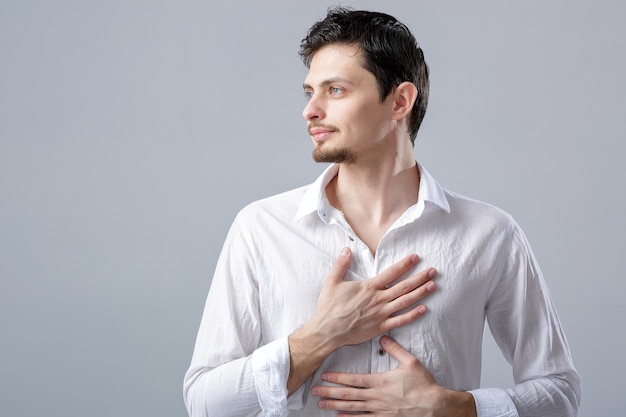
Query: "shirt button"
378 349 385 356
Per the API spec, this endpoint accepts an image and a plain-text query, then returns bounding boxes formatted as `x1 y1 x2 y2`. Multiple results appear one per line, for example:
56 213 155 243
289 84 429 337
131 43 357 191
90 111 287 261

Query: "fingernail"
311 387 320 395
341 247 350 256
426 281 436 292
429 268 437 278
417 305 427 314
410 254 419 263
319 400 327 408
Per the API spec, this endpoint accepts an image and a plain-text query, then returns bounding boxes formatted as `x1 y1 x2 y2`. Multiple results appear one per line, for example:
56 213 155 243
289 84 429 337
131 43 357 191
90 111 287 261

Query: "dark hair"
299 7 429 145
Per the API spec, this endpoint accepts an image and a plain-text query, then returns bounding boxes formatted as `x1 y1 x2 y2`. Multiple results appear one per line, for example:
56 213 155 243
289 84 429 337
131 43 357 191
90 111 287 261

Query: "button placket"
371 335 389 372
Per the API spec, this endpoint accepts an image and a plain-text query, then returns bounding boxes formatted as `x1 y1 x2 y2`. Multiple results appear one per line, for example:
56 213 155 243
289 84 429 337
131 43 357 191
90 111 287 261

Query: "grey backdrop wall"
1 1 624 416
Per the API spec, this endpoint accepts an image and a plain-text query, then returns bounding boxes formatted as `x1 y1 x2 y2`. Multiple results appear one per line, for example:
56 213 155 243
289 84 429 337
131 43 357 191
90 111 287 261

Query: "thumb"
382 336 438 387
381 336 416 365
325 247 352 285
381 336 435 380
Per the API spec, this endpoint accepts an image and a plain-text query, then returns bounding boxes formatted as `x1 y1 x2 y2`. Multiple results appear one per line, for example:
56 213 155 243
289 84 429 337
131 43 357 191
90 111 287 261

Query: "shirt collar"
294 161 451 222
295 164 339 221
415 161 451 214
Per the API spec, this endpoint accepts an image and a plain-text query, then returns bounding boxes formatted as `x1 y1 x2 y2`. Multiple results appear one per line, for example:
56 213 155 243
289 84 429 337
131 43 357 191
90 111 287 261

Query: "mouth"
308 126 336 142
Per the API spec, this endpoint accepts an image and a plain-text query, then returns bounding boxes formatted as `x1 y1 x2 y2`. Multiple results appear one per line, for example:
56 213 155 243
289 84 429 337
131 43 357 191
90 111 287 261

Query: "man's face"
302 44 395 164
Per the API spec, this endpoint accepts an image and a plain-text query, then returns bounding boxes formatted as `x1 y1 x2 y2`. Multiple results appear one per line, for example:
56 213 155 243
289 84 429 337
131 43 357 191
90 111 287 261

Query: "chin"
312 147 357 164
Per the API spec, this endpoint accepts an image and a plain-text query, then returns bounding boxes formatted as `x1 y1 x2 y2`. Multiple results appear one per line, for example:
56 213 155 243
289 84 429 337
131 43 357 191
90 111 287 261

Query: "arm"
184 216 308 416
183 217 269 417
475 224 581 416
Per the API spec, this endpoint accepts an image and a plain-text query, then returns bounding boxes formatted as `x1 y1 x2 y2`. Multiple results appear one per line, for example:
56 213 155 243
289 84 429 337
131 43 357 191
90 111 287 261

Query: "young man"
184 7 580 417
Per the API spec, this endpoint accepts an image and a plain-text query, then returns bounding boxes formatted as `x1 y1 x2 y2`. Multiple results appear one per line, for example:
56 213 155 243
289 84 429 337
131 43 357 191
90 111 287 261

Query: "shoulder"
439 188 523 247
441 189 538 273
445 189 515 227
235 184 310 226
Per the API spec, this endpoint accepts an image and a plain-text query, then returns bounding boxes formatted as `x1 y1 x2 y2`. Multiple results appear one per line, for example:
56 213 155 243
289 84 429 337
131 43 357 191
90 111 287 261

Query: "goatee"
312 147 357 164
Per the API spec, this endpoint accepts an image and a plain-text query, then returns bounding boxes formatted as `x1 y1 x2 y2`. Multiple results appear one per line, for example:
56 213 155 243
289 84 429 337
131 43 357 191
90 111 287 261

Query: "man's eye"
304 91 313 100
330 87 342 95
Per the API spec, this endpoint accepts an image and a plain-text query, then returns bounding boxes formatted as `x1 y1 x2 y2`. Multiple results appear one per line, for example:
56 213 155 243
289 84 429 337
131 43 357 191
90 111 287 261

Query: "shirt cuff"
469 388 519 417
251 338 305 417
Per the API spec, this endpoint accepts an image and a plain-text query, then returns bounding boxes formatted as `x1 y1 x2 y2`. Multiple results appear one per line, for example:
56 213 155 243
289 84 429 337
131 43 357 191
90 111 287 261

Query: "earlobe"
392 82 418 120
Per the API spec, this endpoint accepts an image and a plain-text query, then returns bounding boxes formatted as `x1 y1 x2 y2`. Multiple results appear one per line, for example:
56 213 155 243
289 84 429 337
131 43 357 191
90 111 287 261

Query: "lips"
308 126 336 142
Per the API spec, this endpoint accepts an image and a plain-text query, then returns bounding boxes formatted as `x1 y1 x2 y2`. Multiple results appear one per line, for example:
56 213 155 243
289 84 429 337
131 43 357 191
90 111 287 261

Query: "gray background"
1 0 624 416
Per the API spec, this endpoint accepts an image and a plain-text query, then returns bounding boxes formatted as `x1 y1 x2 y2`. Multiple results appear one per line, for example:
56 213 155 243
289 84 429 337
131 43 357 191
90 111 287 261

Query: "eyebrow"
303 77 354 90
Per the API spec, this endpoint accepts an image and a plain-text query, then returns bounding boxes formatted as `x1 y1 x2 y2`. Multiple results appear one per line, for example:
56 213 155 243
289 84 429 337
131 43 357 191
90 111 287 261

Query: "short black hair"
299 7 429 144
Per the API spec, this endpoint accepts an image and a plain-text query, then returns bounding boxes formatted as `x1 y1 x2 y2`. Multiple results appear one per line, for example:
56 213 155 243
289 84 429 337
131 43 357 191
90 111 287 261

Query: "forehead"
303 44 372 87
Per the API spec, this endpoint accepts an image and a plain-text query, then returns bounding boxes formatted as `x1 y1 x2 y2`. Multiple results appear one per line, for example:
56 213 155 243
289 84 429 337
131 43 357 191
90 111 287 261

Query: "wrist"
441 390 477 417
286 325 337 395
292 315 343 355
289 322 338 365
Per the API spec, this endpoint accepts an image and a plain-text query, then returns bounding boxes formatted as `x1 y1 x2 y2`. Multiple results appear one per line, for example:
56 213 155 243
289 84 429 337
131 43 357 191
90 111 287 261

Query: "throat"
326 165 421 256
328 180 395 256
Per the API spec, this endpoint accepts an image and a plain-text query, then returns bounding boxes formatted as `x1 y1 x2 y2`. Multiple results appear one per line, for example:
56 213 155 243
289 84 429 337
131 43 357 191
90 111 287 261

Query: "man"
184 7 580 417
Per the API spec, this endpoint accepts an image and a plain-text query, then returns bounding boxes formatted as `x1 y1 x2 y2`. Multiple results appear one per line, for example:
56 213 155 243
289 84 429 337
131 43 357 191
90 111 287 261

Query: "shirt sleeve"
470 388 519 417
481 221 581 417
183 215 305 417
252 339 306 416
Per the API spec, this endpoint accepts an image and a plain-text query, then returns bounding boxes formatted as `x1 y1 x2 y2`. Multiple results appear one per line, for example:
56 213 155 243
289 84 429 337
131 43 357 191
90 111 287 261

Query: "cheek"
343 101 377 128
355 103 391 137
331 97 389 139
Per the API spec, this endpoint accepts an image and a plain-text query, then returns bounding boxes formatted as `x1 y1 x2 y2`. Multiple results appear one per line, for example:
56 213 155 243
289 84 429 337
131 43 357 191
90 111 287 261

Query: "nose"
302 94 325 121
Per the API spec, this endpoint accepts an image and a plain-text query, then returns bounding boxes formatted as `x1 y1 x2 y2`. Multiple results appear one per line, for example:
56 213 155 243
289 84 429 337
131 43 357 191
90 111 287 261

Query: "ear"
391 81 418 121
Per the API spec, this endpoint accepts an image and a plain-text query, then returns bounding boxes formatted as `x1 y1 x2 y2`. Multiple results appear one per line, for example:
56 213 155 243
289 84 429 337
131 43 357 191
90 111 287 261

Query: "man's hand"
287 248 437 395
308 248 436 348
311 336 477 417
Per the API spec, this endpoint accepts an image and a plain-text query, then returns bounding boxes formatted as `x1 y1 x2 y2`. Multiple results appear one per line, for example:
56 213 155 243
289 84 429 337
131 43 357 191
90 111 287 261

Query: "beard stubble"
312 146 357 164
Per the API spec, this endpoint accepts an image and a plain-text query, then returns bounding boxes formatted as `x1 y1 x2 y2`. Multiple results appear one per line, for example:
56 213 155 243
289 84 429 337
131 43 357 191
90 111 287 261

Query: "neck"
326 155 420 255
335 154 419 220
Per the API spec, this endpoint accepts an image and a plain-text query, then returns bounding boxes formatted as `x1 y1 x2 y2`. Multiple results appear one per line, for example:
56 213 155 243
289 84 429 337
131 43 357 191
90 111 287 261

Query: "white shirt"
184 163 581 417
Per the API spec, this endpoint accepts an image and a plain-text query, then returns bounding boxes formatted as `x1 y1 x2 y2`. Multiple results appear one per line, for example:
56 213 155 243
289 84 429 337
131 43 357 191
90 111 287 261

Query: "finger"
319 398 371 414
319 371 374 388
312 384 368 400
375 254 420 288
386 267 437 301
312 385 373 412
385 273 437 314
380 304 428 331
325 247 352 285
